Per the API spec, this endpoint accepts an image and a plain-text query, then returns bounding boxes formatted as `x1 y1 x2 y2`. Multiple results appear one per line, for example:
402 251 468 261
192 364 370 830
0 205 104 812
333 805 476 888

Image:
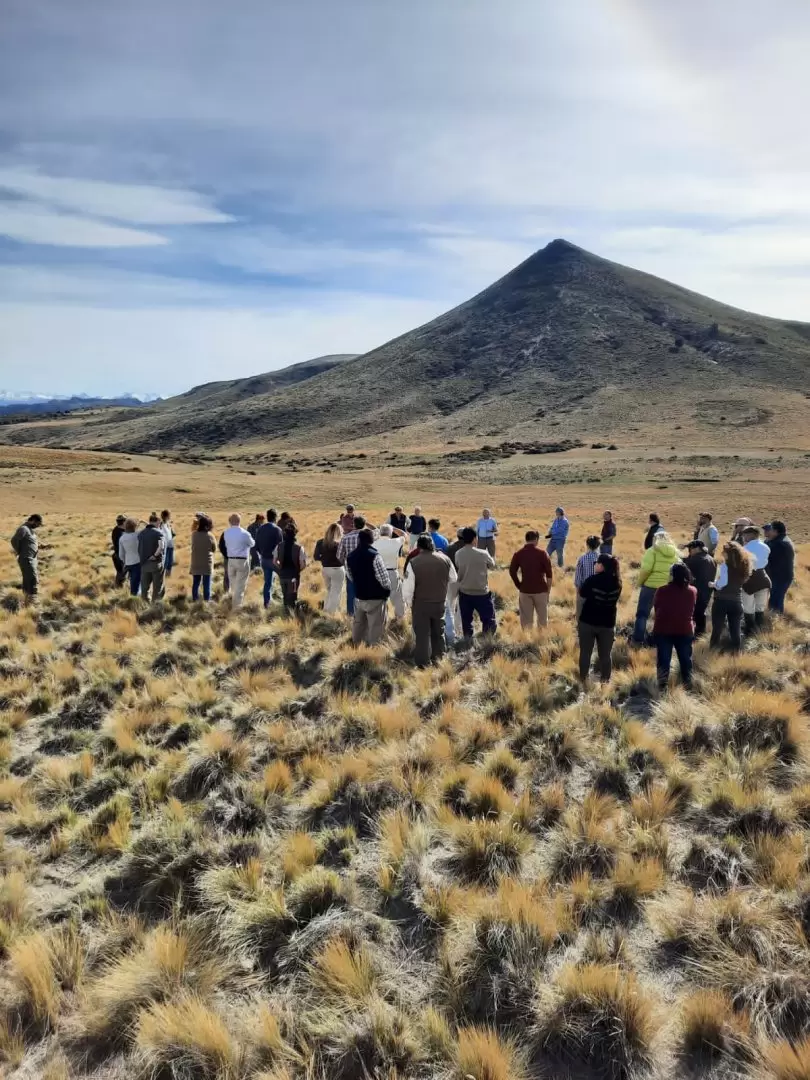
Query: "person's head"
525 530 540 545
394 505 403 515
555 506 565 518
416 534 435 553
723 541 752 577
595 553 621 584
456 527 465 539
770 519 787 538
196 514 213 533
115 514 125 526
428 518 441 532
324 522 342 546
266 508 277 523
732 516 752 532
413 505 422 515
254 513 265 524
482 507 491 519
699 511 713 525
653 530 673 547
586 535 600 552
358 527 375 549
603 510 612 522
228 513 241 526
26 513 43 530
670 563 693 588
148 512 160 526
686 540 706 555
461 527 477 546
161 509 171 523
379 523 393 537
124 517 138 533
345 504 355 514
742 526 762 542
649 513 660 526
354 515 366 530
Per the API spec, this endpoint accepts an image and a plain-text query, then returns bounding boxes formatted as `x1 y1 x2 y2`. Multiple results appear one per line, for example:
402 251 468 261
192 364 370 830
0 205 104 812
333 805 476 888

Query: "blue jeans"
547 539 565 567
192 575 211 601
261 559 276 607
459 591 497 637
656 634 693 688
769 578 792 613
164 546 174 574
346 577 356 616
126 564 141 596
633 585 657 643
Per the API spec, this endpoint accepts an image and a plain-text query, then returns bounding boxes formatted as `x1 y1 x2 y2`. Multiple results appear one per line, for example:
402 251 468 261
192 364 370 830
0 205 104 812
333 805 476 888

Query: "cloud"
0 202 167 247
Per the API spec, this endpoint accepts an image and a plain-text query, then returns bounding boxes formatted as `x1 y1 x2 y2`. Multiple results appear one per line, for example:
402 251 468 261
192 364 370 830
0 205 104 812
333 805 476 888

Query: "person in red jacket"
653 562 697 691
509 530 553 628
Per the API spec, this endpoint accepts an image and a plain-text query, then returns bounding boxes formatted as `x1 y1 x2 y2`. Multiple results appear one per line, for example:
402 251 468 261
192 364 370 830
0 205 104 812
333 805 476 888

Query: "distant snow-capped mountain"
0 390 160 405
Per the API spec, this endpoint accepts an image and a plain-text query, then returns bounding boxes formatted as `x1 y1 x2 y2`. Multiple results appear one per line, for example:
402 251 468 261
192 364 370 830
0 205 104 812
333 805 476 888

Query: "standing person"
509 530 553 629
690 512 719 556
632 531 682 644
455 527 497 637
741 526 772 634
314 523 345 614
653 564 697 691
247 514 265 572
644 514 663 550
346 528 390 644
190 514 216 601
160 510 176 577
709 542 753 651
600 511 617 554
139 513 166 603
389 506 408 532
730 517 753 546
111 515 126 586
337 514 372 617
408 534 456 666
374 524 406 620
574 536 601 617
765 521 795 614
546 507 569 568
445 528 466 640
218 530 230 595
275 523 307 612
428 519 449 552
408 506 427 548
339 505 356 533
11 513 43 603
476 508 499 558
222 513 255 609
683 540 717 637
119 518 142 596
577 554 622 686
255 509 284 609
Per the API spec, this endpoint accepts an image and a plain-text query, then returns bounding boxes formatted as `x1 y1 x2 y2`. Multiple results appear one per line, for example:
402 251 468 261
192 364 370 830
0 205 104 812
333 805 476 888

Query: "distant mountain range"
2 240 809 451
0 391 161 417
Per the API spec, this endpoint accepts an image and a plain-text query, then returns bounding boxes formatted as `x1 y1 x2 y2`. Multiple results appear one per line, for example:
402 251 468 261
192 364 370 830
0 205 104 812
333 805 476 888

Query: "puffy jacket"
637 540 681 589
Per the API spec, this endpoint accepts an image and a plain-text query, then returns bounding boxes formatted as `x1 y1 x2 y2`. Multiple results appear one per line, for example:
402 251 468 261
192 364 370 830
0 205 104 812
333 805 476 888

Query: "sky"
1 0 810 397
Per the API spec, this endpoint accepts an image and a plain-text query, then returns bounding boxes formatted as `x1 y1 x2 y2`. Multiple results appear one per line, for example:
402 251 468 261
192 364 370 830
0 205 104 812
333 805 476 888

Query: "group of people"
9 502 797 690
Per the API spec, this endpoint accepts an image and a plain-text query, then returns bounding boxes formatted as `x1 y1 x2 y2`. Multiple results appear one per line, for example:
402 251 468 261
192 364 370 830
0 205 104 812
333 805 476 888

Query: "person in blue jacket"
546 507 570 568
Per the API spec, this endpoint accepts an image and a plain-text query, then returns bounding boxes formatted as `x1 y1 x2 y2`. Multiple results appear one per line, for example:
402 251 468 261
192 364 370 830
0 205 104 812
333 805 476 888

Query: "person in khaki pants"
509 529 553 628
346 528 391 645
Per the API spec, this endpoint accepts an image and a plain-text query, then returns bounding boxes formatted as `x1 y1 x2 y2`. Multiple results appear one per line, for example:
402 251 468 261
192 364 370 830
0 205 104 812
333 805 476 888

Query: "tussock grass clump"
720 690 808 765
678 988 752 1066
445 816 531 885
329 645 394 700
135 993 243 1078
763 1035 810 1079
550 793 621 880
456 1025 526 1080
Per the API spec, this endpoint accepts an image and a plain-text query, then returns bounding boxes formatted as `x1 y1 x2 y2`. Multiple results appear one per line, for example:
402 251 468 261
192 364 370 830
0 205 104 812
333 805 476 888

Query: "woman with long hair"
274 523 307 611
190 513 216 601
577 553 623 685
710 541 753 651
653 562 697 690
119 517 143 596
600 510 617 554
314 522 344 614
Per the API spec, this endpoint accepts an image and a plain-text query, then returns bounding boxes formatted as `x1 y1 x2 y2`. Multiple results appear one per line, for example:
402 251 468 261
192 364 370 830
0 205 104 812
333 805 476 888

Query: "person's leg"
352 601 368 645
366 600 387 645
600 543 613 555
346 576 356 616
674 635 694 688
388 571 405 619
153 564 165 601
709 597 724 647
164 546 174 577
546 540 557 562
140 565 151 600
595 627 615 682
230 560 249 608
536 592 549 628
556 545 565 568
127 565 138 596
632 586 655 643
578 623 596 682
478 592 497 634
203 576 211 602
444 602 456 646
694 590 708 636
754 588 768 631
741 590 756 635
769 579 791 614
262 560 274 608
446 581 462 636
576 593 585 619
656 634 674 689
727 603 743 652
431 606 447 663
192 574 200 601
458 592 475 638
20 558 38 600
518 592 534 630
412 603 431 667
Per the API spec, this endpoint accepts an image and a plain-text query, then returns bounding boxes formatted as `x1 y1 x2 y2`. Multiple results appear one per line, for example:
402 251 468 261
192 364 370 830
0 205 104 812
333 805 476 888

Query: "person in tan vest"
407 534 456 666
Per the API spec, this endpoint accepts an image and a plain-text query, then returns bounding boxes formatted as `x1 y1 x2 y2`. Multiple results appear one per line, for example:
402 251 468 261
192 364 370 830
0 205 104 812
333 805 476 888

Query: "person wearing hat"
111 514 127 586
764 520 795 614
546 507 570 568
683 540 717 636
11 513 43 603
730 517 753 545
687 512 719 556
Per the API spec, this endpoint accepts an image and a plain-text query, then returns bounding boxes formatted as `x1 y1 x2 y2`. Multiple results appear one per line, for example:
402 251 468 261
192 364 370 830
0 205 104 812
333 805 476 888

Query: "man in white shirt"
222 513 255 608
741 525 772 632
476 508 499 557
374 524 406 619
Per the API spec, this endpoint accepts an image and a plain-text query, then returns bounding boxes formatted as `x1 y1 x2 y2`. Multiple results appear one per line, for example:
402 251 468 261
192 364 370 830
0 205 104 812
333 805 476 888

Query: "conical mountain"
5 240 810 452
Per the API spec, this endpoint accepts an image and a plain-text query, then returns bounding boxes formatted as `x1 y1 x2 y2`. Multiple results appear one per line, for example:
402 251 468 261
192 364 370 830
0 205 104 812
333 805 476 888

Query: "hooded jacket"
637 540 682 589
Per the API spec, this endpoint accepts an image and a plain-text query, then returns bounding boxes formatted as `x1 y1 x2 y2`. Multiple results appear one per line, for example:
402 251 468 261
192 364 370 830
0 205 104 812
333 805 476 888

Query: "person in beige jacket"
190 513 216 601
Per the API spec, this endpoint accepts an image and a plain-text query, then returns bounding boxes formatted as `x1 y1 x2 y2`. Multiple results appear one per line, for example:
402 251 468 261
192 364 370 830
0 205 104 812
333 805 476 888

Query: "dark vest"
347 546 390 601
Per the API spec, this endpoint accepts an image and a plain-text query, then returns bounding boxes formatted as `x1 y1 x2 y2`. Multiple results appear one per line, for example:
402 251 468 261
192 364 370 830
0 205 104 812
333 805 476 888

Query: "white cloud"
0 168 233 225
0 202 167 247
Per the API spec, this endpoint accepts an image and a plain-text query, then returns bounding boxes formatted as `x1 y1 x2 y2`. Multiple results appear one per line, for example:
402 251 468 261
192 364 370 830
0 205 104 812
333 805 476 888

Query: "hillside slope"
4 241 810 452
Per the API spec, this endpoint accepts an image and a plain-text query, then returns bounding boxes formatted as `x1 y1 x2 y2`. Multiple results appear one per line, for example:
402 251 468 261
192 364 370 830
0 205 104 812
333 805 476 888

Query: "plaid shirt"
337 526 378 565
574 550 599 588
346 548 390 589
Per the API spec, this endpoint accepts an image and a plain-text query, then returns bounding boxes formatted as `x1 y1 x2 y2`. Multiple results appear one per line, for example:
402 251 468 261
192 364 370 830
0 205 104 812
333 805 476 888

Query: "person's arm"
314 540 323 563
447 559 457 584
485 551 496 569
336 538 347 564
298 547 308 572
509 553 521 589
541 550 553 588
373 554 390 591
574 557 584 588
492 520 499 536
455 553 467 588
637 548 653 587
712 563 728 590
246 531 255 550
561 519 570 542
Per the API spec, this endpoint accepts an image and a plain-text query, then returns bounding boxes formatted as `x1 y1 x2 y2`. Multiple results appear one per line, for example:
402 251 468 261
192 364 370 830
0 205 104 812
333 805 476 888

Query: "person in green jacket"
632 531 682 643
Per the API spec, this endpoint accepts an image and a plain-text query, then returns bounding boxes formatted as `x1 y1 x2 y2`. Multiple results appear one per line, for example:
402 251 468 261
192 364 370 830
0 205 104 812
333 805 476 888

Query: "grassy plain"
0 445 809 1080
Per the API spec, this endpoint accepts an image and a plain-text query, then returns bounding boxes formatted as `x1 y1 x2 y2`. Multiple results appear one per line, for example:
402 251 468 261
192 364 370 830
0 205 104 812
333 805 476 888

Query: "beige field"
1 446 810 1080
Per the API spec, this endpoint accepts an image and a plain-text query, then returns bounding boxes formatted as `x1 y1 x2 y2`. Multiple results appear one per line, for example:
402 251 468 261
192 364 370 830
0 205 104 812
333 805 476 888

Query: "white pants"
742 589 768 614
446 580 463 636
229 559 250 608
322 566 345 613
387 569 405 618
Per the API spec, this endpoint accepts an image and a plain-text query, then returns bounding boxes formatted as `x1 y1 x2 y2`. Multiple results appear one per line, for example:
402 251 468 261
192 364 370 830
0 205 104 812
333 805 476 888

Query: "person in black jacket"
683 540 717 636
389 506 408 532
347 528 391 645
255 509 283 608
218 530 230 594
765 520 795 613
111 515 126 586
577 554 623 685
644 513 662 550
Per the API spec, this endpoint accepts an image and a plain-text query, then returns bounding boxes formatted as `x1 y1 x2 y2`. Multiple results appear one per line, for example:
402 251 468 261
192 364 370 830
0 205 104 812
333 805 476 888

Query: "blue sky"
1 0 810 396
